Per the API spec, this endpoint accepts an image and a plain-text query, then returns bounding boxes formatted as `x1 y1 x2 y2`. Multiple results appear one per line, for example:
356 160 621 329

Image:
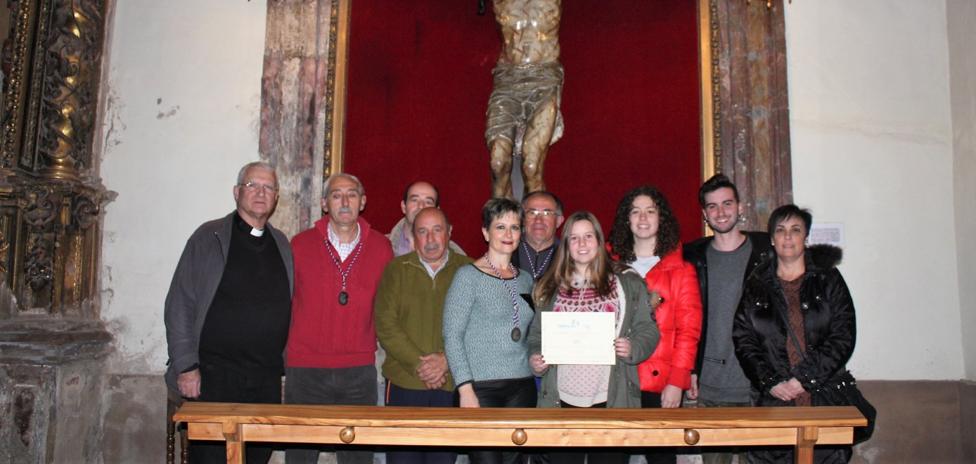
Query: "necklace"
570 272 590 305
323 237 365 306
521 242 555 280
483 255 523 342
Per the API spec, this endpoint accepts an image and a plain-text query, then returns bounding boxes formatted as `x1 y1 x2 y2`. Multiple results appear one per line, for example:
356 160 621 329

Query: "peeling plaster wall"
785 1 964 380
946 0 976 382
99 1 268 376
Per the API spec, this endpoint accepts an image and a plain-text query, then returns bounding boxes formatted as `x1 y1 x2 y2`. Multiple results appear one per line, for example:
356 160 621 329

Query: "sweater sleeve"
733 282 789 393
622 274 660 365
164 231 205 376
374 261 425 372
443 267 477 386
665 263 702 389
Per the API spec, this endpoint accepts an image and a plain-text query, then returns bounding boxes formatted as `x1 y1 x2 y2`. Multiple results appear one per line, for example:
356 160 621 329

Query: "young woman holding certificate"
528 211 660 464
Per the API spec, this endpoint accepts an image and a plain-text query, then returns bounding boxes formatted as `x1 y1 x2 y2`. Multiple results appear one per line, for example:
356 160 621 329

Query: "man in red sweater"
284 173 393 464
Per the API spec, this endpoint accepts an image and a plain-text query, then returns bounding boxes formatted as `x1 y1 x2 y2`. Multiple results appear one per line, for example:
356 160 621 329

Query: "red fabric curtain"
345 1 701 254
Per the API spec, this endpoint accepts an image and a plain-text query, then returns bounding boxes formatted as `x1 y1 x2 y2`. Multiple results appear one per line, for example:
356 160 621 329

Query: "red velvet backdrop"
345 1 701 255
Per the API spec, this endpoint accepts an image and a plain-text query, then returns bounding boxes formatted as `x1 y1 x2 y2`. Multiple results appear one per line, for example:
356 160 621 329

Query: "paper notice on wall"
809 222 844 247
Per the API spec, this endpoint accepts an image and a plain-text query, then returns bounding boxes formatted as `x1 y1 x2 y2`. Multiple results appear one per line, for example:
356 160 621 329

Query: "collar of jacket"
756 243 843 284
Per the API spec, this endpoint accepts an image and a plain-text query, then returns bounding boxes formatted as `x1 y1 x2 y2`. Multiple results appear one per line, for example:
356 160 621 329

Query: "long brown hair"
534 211 614 305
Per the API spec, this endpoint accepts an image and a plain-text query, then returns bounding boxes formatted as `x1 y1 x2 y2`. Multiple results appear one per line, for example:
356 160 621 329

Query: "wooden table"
173 403 866 464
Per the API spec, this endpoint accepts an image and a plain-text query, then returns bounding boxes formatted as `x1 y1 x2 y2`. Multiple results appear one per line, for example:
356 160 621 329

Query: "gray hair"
236 161 277 186
324 172 365 197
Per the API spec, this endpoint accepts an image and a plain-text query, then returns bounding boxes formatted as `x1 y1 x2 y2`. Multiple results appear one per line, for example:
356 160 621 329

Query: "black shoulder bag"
777 301 877 445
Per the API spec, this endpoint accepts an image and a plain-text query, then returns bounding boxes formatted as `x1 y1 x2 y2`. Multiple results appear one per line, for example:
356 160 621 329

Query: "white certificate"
541 312 615 365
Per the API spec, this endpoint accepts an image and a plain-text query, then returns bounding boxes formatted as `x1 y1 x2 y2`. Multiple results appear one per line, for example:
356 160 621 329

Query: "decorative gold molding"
699 0 717 181
0 0 110 316
326 0 350 181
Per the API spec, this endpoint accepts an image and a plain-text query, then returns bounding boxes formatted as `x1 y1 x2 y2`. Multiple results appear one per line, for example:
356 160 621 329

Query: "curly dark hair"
608 185 681 263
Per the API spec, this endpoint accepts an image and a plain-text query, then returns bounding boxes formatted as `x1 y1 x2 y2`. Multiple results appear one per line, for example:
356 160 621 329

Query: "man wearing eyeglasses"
513 191 565 281
164 161 293 463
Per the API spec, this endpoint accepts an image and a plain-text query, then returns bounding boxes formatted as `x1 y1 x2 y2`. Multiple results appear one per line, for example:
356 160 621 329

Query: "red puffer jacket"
638 247 702 392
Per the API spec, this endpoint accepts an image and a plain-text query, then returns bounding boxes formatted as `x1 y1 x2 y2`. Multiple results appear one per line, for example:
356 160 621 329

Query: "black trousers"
468 377 537 464
284 365 378 464
188 363 282 464
547 402 629 464
641 391 677 464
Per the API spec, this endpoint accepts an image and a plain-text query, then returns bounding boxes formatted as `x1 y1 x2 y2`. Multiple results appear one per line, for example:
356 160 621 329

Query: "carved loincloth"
484 62 564 150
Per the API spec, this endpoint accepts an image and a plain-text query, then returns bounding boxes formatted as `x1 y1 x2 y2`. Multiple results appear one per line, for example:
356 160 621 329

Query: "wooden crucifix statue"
485 0 563 199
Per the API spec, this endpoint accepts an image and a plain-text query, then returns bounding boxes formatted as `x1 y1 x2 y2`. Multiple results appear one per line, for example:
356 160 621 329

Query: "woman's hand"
458 384 480 408
529 353 548 375
660 384 683 408
770 378 806 402
614 337 631 359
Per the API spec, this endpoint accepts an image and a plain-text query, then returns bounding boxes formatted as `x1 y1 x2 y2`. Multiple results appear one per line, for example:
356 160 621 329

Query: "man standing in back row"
387 181 465 257
512 191 564 281
683 174 771 464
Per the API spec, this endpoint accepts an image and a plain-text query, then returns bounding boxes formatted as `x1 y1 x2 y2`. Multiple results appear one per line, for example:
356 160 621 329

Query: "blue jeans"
385 381 458 464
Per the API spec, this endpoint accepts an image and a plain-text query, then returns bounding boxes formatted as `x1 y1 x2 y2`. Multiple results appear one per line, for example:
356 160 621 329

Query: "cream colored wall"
98 1 268 374
785 1 964 379
946 0 976 381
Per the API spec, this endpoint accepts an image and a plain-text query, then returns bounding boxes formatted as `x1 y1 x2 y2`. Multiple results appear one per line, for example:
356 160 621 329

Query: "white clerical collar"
250 227 265 237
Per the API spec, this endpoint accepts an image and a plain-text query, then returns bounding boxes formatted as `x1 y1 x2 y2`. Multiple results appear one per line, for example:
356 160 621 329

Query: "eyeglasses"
526 209 558 218
239 181 278 194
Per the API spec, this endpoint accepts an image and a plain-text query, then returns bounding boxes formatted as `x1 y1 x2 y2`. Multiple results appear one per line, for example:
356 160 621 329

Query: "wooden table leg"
223 422 244 464
795 426 818 464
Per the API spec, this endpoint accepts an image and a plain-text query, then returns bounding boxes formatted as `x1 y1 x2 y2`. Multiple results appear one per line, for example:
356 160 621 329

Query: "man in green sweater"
374 207 472 464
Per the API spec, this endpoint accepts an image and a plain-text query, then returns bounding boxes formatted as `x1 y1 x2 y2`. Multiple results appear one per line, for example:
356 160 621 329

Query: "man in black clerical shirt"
513 191 564 281
164 161 294 464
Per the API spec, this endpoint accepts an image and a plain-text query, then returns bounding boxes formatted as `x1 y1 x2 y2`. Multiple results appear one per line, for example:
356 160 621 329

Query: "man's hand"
178 369 201 399
423 375 447 390
687 374 699 400
417 353 449 388
660 384 683 408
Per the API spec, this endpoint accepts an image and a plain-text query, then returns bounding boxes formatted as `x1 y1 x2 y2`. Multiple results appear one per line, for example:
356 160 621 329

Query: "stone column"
711 0 793 229
260 0 336 238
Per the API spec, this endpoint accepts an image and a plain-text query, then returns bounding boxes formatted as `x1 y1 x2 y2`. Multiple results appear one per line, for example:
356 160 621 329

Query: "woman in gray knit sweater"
443 198 536 464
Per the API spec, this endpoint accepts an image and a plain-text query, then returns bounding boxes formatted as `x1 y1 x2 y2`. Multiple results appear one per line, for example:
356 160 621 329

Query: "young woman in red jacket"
608 186 702 464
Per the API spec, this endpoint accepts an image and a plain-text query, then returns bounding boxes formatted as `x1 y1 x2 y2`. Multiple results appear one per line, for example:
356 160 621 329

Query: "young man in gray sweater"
682 175 771 464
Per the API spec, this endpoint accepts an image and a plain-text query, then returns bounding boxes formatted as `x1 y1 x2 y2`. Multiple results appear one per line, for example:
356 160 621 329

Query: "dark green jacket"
375 251 473 391
529 271 660 408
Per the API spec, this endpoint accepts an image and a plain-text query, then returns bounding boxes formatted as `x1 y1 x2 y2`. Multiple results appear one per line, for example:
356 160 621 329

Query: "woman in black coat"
733 204 856 463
